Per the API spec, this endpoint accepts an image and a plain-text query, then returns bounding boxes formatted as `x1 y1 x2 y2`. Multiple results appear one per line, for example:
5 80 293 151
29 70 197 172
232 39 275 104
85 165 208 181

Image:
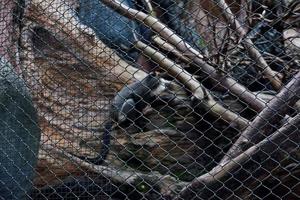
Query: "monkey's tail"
72 121 112 165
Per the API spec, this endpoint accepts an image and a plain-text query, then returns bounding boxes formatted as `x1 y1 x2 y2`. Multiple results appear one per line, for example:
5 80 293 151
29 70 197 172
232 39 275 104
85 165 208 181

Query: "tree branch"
213 0 283 90
176 113 300 199
41 143 188 198
152 35 191 64
220 71 300 165
135 41 249 130
100 0 266 112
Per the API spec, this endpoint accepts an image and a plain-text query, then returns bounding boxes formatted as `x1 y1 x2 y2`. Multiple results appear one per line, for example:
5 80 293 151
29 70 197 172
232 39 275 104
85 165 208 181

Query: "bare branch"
41 143 188 198
177 113 300 199
213 0 283 90
135 41 249 130
100 0 266 112
152 35 191 63
220 71 300 165
100 0 204 59
141 0 154 15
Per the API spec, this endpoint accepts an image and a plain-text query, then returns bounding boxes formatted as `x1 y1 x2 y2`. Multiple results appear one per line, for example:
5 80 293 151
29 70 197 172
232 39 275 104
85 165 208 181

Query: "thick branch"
100 0 266 112
220 71 300 165
177 113 300 199
136 41 249 130
213 0 282 90
41 144 187 198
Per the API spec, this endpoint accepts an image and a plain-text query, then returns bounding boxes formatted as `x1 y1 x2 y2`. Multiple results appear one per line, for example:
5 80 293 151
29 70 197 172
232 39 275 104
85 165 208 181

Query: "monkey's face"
151 78 167 96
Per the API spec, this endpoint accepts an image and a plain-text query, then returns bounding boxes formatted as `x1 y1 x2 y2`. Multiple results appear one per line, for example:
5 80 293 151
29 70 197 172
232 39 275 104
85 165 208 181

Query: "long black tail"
73 121 112 165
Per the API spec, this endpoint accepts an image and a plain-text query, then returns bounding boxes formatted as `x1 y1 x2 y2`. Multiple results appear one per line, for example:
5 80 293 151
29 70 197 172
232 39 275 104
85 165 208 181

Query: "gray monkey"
111 72 165 125
74 72 166 165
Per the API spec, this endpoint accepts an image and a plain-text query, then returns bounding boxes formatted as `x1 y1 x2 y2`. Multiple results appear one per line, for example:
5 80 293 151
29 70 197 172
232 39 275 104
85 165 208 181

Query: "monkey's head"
139 72 167 97
141 72 159 86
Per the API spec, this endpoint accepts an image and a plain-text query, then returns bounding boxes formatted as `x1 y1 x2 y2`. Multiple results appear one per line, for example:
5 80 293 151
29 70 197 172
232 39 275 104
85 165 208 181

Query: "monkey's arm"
72 98 138 165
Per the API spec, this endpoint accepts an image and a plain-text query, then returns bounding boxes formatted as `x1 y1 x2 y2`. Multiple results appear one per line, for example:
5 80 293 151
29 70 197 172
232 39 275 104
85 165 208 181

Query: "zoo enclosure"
0 0 299 199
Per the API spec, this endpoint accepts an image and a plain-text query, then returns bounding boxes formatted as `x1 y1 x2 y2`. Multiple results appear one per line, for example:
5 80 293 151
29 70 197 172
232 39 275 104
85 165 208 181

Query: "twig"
176 113 300 199
220 71 300 165
141 0 154 15
135 41 249 130
213 0 283 90
100 0 266 112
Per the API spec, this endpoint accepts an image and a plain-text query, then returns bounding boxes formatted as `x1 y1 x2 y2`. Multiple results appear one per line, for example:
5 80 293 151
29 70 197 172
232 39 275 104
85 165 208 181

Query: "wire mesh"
0 0 299 199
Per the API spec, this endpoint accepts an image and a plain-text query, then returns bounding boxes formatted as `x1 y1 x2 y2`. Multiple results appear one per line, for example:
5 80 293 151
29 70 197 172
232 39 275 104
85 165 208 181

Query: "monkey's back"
110 74 160 123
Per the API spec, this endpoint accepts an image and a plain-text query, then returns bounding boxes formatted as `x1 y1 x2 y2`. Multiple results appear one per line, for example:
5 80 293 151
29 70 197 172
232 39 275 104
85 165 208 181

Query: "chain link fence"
0 0 299 199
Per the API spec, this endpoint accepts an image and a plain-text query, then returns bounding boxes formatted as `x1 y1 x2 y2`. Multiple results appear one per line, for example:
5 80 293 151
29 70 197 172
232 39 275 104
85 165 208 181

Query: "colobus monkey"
74 72 166 165
111 72 164 124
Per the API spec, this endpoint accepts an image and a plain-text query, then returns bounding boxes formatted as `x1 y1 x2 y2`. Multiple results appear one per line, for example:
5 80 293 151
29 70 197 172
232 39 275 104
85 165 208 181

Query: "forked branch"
220 71 300 165
176 113 300 199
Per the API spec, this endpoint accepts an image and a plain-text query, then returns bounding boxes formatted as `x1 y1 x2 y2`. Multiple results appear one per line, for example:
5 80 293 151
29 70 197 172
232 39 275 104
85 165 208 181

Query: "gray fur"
72 73 162 165
111 73 162 124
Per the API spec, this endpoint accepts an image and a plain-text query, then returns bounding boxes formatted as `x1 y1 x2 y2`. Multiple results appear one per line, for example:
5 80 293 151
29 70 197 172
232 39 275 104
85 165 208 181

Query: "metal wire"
0 0 299 199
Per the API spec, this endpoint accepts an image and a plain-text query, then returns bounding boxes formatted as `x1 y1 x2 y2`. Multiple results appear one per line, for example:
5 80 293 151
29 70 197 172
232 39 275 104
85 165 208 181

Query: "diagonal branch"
176 113 300 199
135 41 249 130
152 35 191 63
100 0 266 112
41 143 188 198
220 71 300 165
213 0 283 90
